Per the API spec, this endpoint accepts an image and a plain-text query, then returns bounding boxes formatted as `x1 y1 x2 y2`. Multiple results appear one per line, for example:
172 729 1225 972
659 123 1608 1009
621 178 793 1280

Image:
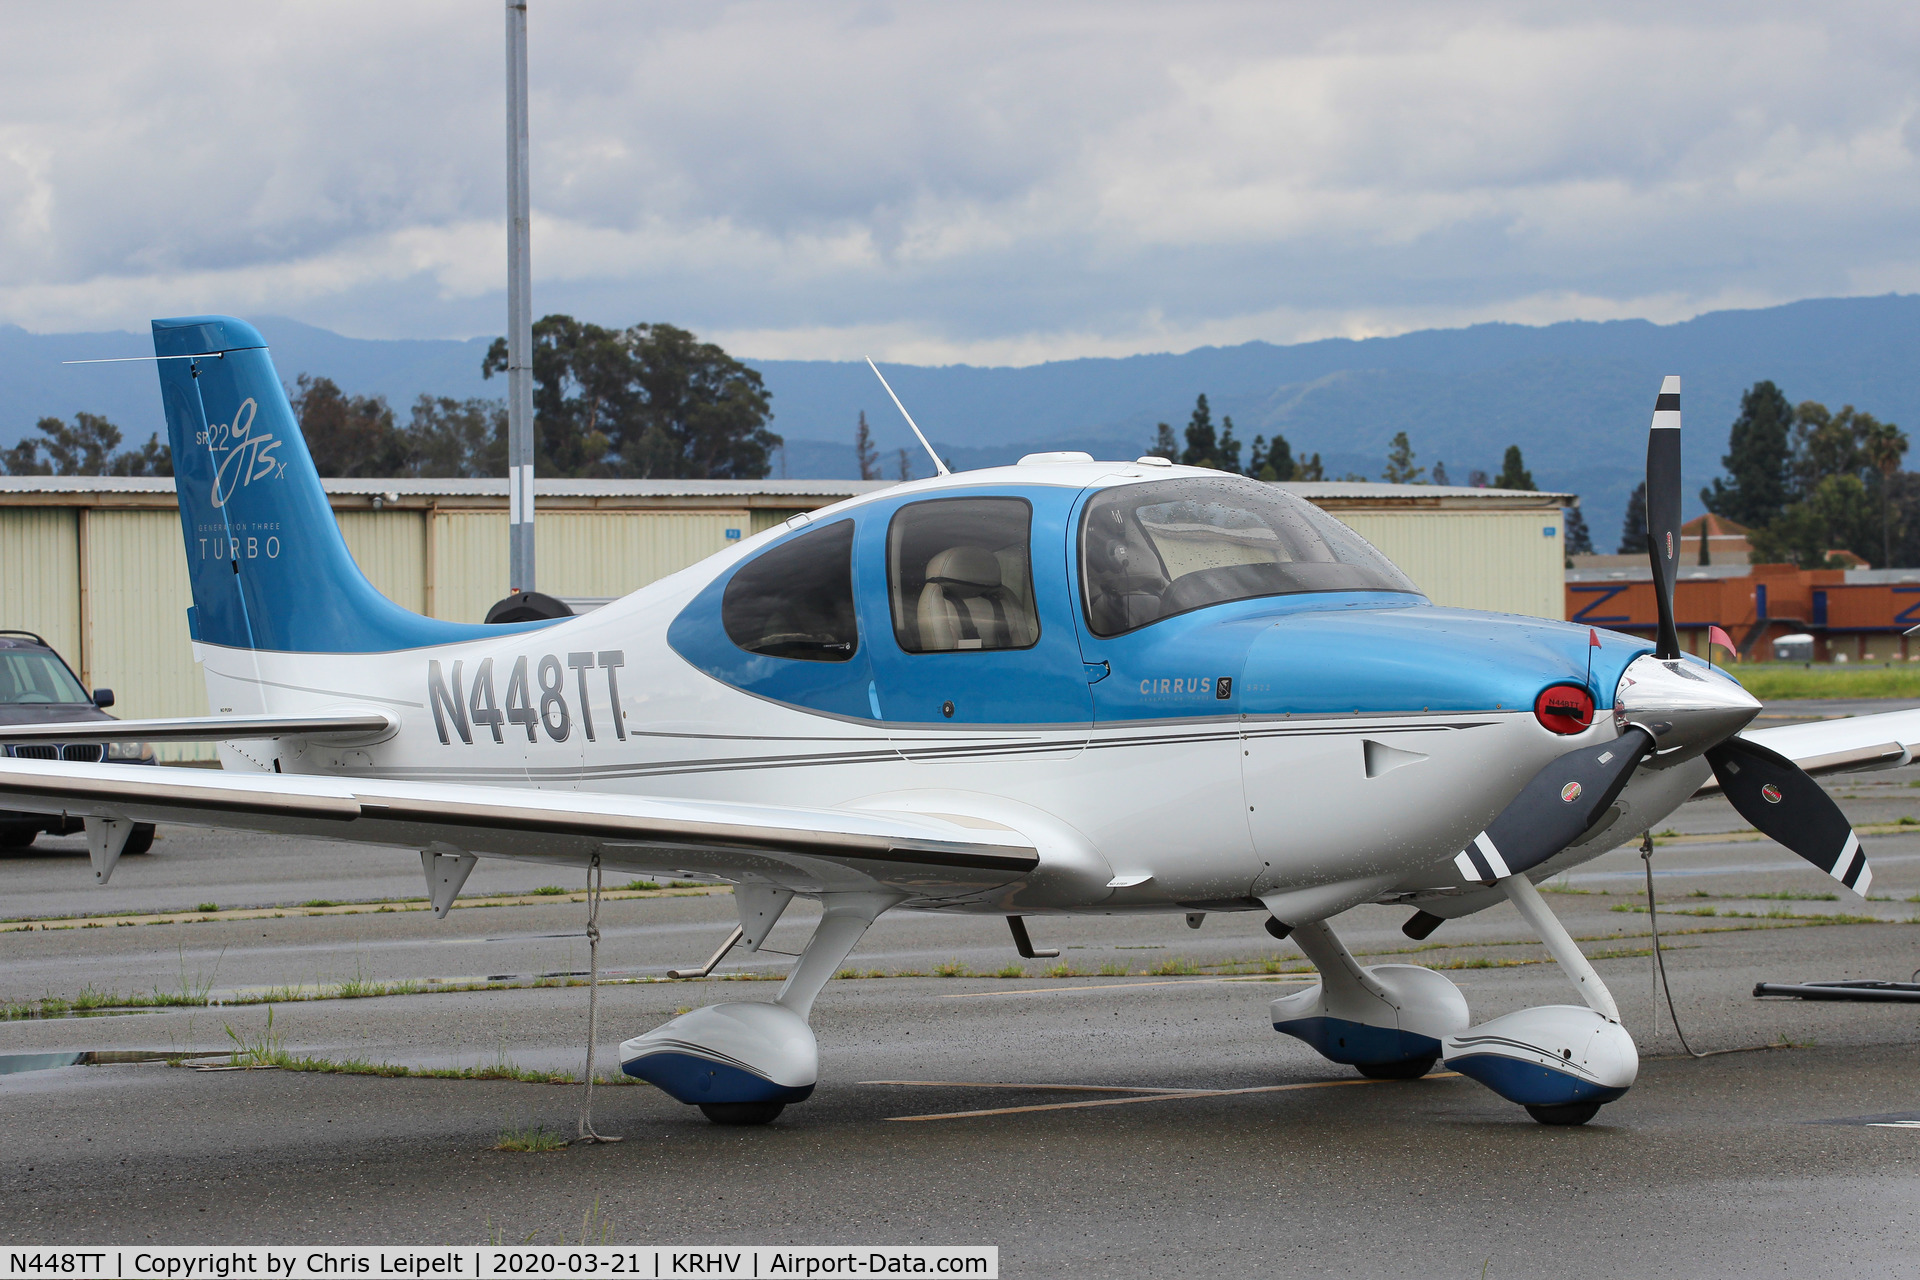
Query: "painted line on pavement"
883 1073 1462 1121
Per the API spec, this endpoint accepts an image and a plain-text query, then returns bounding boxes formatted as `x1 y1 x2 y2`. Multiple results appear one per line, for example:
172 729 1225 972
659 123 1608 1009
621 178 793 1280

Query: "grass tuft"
530 885 568 896
196 903 218 914
494 1126 570 1153
995 964 1026 979
933 959 969 978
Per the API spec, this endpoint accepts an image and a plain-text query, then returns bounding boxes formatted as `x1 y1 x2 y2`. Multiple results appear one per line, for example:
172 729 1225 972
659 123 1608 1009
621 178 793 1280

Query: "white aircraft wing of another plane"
1696 706 1920 793
0 757 1038 896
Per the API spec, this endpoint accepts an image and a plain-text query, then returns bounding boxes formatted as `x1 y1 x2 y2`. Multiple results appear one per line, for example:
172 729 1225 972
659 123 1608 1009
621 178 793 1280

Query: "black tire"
699 1101 786 1126
0 827 36 850
121 824 156 856
1356 1055 1438 1081
1526 1101 1602 1126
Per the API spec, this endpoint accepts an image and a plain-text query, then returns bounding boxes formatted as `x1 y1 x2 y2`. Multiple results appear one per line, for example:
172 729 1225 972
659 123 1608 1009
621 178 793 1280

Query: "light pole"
505 0 535 593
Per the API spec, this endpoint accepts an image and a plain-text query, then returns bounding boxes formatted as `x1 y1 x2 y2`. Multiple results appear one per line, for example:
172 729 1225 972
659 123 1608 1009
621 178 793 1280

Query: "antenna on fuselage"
864 357 950 477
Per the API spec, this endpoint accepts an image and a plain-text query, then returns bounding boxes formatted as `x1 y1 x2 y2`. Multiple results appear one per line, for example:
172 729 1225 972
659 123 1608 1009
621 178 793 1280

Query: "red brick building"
1566 515 1920 662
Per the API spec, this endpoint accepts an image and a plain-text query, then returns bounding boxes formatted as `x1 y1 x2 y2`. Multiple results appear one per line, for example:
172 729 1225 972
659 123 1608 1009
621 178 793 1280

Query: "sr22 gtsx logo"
196 398 285 507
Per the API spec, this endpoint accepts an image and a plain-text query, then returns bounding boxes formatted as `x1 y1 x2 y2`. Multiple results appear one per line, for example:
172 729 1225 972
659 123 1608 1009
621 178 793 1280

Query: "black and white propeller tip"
1646 375 1683 661
1706 736 1872 896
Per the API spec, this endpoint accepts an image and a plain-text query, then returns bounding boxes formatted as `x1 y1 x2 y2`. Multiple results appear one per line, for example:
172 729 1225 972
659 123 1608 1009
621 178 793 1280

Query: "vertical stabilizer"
152 315 544 652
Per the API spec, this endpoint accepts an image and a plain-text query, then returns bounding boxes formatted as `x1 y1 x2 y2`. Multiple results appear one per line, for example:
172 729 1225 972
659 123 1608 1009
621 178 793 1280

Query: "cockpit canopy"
1080 475 1421 636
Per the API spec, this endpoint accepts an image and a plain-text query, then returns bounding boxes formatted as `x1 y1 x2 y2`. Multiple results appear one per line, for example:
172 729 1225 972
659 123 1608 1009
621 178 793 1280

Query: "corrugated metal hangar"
1 475 1569 760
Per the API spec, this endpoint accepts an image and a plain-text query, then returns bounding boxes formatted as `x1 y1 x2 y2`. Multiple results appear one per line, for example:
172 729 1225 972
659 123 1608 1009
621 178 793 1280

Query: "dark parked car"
0 631 155 853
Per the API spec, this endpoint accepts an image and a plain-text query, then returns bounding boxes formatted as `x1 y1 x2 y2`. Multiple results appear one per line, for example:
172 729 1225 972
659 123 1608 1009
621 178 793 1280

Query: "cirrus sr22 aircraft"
2 316 1910 1128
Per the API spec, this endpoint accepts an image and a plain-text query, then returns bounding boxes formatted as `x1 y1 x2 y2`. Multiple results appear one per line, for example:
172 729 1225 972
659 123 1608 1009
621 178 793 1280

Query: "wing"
1695 706 1920 793
0 712 394 743
0 757 1037 899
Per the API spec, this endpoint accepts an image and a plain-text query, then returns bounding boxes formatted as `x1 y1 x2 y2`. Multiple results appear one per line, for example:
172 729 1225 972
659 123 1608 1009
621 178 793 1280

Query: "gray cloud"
1 1 1916 361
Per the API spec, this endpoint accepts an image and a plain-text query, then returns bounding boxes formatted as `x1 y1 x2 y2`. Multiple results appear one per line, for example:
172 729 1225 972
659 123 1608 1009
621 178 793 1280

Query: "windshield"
0 650 91 705
1080 475 1421 636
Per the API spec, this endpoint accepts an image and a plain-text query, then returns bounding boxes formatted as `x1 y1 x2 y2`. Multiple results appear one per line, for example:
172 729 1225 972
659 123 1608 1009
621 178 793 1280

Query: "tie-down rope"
1641 832 1705 1058
577 850 623 1143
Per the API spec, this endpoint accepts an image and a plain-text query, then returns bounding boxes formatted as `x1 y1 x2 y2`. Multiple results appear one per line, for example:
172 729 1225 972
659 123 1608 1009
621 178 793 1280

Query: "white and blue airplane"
0 316 1909 1127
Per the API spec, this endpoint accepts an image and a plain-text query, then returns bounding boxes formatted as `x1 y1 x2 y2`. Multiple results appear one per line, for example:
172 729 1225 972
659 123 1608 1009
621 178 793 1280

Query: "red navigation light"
1534 684 1595 735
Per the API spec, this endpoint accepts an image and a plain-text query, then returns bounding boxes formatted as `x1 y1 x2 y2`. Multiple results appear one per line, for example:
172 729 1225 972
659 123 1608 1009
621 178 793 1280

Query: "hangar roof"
0 474 1572 511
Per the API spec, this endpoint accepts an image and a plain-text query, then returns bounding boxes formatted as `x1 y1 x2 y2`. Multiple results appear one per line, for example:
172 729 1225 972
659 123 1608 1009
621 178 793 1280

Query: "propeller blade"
1455 727 1657 884
1646 376 1683 660
1707 736 1871 895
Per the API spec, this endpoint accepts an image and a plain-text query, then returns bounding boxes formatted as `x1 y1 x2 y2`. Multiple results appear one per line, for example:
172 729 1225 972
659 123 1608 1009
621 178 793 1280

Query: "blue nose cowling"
1237 606 1650 718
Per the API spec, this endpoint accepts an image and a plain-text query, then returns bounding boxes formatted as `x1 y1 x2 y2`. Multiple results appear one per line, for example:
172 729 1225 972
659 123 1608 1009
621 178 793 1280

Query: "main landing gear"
1272 876 1638 1125
619 890 904 1125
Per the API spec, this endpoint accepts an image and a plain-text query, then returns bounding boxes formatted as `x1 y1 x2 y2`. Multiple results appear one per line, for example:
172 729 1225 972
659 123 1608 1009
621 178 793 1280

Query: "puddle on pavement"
0 1049 220 1076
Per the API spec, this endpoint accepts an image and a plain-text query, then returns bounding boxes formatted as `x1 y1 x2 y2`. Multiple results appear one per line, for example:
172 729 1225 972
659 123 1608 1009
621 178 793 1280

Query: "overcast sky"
2 1 1916 364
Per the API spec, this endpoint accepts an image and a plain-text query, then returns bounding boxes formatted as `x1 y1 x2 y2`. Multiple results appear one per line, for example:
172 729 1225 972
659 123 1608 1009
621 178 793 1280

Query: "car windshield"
1080 475 1421 636
0 650 90 705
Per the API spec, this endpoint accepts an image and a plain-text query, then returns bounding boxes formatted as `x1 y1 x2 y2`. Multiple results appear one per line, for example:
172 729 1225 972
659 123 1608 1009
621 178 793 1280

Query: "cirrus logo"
1560 781 1582 803
1761 783 1783 803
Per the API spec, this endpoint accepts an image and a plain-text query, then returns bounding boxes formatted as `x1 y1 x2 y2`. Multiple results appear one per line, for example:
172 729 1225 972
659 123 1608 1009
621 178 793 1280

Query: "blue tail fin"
153 315 537 652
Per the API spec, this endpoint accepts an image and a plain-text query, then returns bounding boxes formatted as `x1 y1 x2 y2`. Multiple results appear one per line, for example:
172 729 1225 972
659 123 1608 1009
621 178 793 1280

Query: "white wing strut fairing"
0 758 1038 897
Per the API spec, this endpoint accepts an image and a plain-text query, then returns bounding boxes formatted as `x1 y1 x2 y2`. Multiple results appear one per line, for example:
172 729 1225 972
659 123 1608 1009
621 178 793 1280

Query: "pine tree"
896 448 912 481
1564 505 1593 555
1700 381 1793 529
854 411 879 481
1248 435 1268 478
1382 431 1425 484
1295 452 1324 481
1182 394 1217 468
1431 460 1450 486
1265 433 1296 481
1150 422 1178 460
1494 445 1534 490
1618 480 1648 553
1217 414 1243 474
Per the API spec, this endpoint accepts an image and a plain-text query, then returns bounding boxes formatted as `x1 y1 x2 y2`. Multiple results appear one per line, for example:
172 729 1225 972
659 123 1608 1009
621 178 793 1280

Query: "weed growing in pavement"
1098 961 1128 976
495 1126 569 1153
531 886 567 896
623 881 660 891
1149 957 1200 976
573 1197 615 1245
934 960 969 978
223 1006 285 1067
301 899 342 908
995 965 1026 979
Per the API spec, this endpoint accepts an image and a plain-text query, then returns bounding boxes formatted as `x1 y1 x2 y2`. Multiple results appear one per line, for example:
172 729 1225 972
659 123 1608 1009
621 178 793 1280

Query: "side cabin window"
888 498 1039 653
721 520 858 662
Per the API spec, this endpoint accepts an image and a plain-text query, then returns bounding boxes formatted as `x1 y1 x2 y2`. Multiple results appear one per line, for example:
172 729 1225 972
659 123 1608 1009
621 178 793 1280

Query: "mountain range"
8 293 1920 544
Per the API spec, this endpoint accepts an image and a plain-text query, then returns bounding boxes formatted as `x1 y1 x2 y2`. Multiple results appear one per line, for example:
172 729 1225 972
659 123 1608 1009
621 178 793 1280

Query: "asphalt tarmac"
3 701 1919 1275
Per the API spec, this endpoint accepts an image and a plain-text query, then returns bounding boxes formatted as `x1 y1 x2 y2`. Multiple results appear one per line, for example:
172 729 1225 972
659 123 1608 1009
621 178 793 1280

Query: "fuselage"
202 461 1656 915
